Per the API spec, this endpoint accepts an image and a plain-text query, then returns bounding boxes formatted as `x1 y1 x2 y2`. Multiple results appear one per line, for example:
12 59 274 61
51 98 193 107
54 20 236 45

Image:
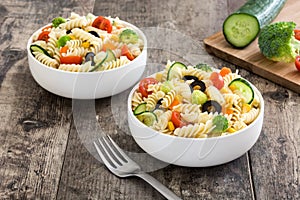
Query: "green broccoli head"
194 63 213 72
211 115 228 134
52 17 66 28
258 21 300 63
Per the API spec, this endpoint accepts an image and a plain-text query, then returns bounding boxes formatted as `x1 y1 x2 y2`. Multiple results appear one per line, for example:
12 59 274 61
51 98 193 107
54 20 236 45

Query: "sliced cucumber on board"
223 0 287 48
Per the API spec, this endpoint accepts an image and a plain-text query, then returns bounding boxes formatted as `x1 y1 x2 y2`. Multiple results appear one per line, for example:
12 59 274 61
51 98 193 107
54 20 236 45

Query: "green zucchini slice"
89 51 108 72
167 62 187 80
229 78 254 104
136 111 157 126
106 49 116 62
30 44 52 58
134 103 147 115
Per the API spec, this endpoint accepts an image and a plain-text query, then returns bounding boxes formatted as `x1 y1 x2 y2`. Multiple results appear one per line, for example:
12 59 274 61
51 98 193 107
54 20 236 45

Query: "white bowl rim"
27 19 147 75
128 71 265 141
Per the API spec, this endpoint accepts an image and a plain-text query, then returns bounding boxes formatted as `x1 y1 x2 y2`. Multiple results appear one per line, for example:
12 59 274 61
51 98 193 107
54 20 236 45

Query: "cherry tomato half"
138 77 158 98
92 16 112 33
60 56 83 65
171 111 188 128
37 31 50 42
295 55 300 72
121 45 135 61
210 72 224 89
92 16 104 28
294 30 300 41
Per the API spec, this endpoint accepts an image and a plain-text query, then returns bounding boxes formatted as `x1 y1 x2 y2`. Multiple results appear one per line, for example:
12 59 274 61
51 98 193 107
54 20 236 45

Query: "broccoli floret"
194 63 212 72
57 35 71 47
258 21 300 63
211 115 228 134
119 29 139 44
52 17 66 28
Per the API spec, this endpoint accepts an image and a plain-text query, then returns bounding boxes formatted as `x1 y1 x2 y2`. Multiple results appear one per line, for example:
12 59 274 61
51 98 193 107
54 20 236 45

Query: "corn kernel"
155 73 163 82
168 121 175 131
242 103 251 113
229 85 236 91
110 34 119 42
69 35 76 40
220 87 231 94
175 95 183 102
193 85 201 90
227 128 236 133
81 41 90 48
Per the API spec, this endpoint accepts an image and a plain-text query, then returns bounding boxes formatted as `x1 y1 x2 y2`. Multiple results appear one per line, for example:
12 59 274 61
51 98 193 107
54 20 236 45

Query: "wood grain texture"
0 0 299 199
0 0 94 199
57 0 254 199
204 0 300 94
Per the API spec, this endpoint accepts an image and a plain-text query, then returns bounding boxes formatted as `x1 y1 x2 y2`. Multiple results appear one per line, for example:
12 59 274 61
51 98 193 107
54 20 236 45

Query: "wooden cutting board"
204 0 300 93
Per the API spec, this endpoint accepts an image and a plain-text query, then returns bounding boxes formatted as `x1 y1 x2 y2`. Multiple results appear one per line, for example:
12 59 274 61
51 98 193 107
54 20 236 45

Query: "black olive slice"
66 30 72 34
85 52 95 66
154 98 163 110
183 75 198 81
202 100 222 113
89 31 100 38
190 80 206 92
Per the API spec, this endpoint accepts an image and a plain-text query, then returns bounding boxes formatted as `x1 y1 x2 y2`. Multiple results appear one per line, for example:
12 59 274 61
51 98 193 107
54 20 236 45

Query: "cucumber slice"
134 103 147 115
223 13 260 48
136 111 157 126
106 49 116 62
30 44 52 58
89 51 108 72
167 62 187 80
119 29 139 44
229 78 254 104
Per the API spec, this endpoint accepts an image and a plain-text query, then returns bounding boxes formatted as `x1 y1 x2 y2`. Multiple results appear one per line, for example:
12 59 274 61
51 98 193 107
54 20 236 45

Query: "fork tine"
105 135 131 163
100 136 123 166
96 137 123 168
93 141 117 169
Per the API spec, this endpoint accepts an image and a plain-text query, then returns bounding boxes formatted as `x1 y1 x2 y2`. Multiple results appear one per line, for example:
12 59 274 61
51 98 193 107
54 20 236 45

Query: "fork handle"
136 172 182 200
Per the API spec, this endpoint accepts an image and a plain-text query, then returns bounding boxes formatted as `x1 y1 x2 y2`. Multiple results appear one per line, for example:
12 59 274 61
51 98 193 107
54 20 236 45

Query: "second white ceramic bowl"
127 73 264 167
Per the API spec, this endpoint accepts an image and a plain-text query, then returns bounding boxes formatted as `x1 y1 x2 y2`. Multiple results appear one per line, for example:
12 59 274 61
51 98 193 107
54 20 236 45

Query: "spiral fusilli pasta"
30 12 144 72
131 61 261 138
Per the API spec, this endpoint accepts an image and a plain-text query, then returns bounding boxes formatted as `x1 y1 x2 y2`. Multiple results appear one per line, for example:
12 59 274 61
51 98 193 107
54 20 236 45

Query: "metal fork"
93 135 181 200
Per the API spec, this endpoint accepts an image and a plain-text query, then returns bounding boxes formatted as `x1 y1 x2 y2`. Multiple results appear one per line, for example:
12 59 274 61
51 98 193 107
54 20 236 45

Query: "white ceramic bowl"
27 21 147 99
127 74 264 167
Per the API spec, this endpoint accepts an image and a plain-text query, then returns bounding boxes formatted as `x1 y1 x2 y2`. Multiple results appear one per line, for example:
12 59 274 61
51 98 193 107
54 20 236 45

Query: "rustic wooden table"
0 0 299 199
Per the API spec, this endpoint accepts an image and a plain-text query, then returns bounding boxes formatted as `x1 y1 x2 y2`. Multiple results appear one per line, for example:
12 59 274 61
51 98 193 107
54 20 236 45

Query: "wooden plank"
0 0 94 199
57 0 254 199
242 75 300 199
204 0 300 93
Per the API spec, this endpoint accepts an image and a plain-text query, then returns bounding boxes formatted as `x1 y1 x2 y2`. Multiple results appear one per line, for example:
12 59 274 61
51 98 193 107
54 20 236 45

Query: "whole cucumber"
223 0 287 48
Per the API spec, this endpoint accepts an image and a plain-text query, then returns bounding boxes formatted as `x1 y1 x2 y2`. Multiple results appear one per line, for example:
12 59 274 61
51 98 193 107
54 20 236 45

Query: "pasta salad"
131 61 261 138
29 12 144 72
